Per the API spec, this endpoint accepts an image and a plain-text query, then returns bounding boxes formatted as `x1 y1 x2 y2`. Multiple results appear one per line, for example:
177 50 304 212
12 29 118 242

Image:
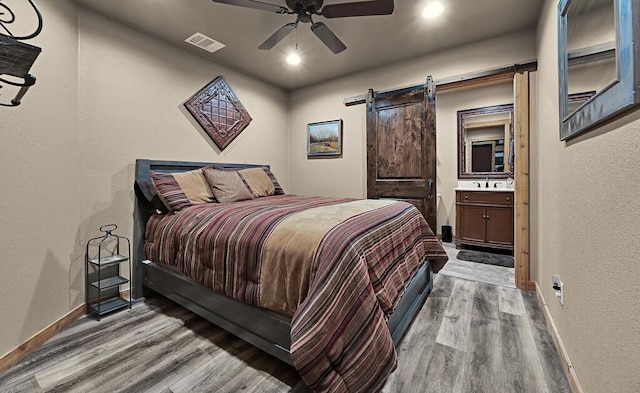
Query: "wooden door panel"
471 144 493 172
459 205 486 243
486 206 514 246
376 104 424 179
367 77 437 232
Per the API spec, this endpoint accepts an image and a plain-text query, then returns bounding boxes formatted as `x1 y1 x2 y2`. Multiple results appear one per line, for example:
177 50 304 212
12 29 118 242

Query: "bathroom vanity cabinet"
455 190 514 251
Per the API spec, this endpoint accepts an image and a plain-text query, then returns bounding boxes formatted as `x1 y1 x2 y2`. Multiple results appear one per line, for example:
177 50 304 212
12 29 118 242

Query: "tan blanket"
259 199 396 313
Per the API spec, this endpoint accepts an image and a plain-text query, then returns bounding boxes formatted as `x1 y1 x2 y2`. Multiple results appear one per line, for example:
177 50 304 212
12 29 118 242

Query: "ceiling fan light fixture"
422 2 444 19
286 52 302 65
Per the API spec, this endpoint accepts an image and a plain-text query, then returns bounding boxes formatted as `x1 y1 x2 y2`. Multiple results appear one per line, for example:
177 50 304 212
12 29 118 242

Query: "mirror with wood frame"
558 0 640 140
457 104 514 179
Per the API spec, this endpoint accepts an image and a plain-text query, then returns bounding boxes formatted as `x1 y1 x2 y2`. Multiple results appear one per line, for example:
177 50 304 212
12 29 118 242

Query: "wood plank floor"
440 242 515 288
0 274 572 393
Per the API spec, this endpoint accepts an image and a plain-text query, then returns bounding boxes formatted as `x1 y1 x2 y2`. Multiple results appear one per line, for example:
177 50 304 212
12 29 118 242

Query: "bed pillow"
150 169 214 211
237 167 275 198
212 165 285 196
203 167 254 203
261 167 285 195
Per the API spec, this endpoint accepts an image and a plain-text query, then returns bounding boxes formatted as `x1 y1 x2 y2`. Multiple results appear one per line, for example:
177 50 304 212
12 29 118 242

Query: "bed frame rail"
143 260 293 364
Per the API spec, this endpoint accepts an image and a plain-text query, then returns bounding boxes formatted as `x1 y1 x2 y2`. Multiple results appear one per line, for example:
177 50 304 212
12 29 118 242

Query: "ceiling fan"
212 0 394 54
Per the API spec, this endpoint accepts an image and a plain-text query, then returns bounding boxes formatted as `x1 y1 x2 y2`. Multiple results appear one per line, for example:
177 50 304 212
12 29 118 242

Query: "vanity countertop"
455 187 514 192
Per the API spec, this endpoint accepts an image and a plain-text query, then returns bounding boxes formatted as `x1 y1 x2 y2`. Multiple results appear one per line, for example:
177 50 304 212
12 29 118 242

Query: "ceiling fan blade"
311 22 347 54
321 0 394 18
258 23 297 50
212 0 289 14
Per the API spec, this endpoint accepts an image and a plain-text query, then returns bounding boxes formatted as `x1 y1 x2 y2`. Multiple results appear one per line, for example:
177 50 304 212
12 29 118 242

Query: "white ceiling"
73 0 544 90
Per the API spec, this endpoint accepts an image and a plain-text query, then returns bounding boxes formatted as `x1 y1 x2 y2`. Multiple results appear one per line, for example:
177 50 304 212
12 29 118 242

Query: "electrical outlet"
552 274 564 305
558 281 564 305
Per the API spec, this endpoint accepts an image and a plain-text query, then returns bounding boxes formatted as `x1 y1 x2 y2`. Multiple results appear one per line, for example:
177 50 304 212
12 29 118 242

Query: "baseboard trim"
535 282 584 393
0 303 85 374
0 287 133 374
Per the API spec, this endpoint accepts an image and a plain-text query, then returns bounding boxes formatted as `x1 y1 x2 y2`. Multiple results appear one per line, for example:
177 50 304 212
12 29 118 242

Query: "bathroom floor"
440 242 515 288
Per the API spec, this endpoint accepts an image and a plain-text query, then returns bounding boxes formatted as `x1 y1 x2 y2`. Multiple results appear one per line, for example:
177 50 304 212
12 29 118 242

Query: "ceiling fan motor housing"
286 0 324 20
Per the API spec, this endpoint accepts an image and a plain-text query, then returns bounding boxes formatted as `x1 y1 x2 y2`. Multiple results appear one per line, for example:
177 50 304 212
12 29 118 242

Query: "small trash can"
441 225 452 243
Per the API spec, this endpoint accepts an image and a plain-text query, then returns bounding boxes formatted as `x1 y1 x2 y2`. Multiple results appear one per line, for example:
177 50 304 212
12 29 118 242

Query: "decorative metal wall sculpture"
184 76 253 151
0 0 43 107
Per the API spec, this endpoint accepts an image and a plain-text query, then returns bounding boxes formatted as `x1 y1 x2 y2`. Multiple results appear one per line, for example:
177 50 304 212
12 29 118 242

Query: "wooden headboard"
132 159 269 299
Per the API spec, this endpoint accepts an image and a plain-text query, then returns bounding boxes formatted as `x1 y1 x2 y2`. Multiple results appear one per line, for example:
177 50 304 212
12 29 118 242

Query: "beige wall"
535 1 640 392
289 31 531 234
0 2 289 357
0 1 80 357
76 8 289 281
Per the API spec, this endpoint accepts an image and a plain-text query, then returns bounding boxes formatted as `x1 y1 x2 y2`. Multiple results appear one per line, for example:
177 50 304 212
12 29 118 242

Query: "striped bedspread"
144 195 448 392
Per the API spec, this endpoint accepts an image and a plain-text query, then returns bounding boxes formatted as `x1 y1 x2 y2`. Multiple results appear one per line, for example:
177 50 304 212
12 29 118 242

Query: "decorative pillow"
203 167 254 203
261 167 285 195
150 169 214 211
238 167 275 198
212 165 285 196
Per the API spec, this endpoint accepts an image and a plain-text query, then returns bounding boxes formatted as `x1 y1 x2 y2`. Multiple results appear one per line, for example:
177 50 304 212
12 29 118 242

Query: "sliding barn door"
366 77 438 233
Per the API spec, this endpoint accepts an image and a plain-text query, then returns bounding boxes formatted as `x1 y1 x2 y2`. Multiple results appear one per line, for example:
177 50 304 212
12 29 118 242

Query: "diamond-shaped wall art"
184 76 252 151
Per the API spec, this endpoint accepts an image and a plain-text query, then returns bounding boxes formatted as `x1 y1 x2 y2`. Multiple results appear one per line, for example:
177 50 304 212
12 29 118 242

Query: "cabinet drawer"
457 191 513 205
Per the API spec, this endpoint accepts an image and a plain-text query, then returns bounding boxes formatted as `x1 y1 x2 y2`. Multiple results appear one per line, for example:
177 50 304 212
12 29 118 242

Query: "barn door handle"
427 178 434 200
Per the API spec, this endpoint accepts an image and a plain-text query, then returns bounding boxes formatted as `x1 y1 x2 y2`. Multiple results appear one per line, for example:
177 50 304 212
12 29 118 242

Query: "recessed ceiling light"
422 2 444 19
286 52 301 65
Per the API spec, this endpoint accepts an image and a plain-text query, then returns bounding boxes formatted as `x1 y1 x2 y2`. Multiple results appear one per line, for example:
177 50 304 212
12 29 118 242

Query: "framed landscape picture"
307 119 343 158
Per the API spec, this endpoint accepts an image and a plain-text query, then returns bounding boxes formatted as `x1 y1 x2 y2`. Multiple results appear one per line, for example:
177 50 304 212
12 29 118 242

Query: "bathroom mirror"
558 0 640 140
457 104 514 179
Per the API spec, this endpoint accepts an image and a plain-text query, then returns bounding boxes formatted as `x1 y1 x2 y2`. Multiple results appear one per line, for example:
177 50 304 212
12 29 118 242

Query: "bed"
132 159 448 392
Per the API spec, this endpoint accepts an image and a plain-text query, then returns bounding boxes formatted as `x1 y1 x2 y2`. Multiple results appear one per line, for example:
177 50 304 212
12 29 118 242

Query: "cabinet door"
485 206 514 246
459 205 486 243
